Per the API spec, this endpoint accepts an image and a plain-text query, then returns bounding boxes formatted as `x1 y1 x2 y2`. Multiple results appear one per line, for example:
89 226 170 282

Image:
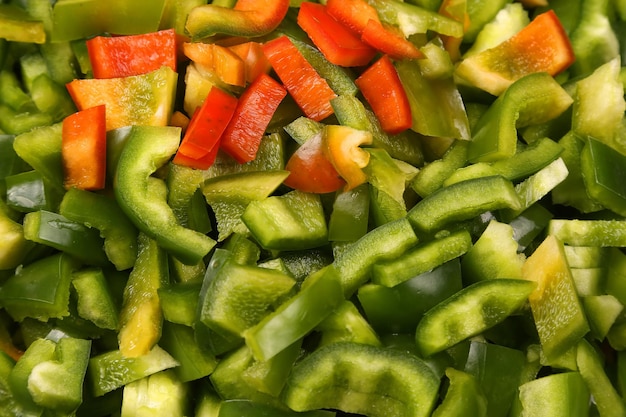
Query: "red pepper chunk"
173 87 238 170
326 0 422 61
219 73 287 163
86 29 177 79
296 2 376 67
263 35 337 122
284 132 346 194
326 0 381 34
361 20 424 61
61 105 107 190
355 55 413 135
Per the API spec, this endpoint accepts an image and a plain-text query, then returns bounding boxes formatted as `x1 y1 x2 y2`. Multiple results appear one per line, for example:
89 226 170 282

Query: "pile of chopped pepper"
2 0 626 416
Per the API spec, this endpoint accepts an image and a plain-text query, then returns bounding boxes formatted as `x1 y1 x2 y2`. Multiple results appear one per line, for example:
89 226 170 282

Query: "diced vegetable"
4 2 626 416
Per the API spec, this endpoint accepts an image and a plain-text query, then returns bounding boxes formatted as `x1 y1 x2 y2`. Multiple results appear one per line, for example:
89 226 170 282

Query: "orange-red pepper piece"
173 86 238 170
86 29 177 79
355 55 413 135
61 105 107 190
262 35 337 122
284 132 346 194
220 73 287 163
183 42 246 87
297 2 377 67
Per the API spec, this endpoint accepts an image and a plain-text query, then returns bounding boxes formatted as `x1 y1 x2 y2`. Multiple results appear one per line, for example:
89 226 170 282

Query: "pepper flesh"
185 0 289 40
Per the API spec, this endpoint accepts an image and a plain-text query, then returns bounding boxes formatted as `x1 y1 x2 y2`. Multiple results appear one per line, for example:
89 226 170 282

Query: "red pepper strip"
86 29 177 79
219 73 287 163
173 87 238 170
61 105 107 190
262 35 337 122
455 10 574 96
326 0 381 33
185 0 289 40
355 55 413 135
296 2 377 67
228 42 272 84
284 132 346 194
360 19 424 61
183 42 246 87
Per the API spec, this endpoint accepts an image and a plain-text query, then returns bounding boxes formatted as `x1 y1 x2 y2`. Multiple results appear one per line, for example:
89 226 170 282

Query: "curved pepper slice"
114 125 216 265
414 279 536 357
282 342 440 417
322 125 372 191
185 0 289 40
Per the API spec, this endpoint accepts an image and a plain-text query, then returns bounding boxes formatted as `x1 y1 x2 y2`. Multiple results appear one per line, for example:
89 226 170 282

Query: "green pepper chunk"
242 190 328 251
27 336 91 413
23 210 110 267
358 260 463 334
517 372 590 417
114 125 216 265
415 279 536 357
372 230 472 287
244 265 344 361
59 188 138 271
432 368 488 417
0 4 45 44
282 342 440 417
50 0 167 42
463 341 527 417
407 175 522 235
88 345 179 397
0 253 78 322
5 170 63 214
580 137 626 217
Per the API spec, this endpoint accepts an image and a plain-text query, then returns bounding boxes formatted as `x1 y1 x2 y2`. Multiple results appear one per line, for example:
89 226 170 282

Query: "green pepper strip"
114 125 216 265
407 175 522 235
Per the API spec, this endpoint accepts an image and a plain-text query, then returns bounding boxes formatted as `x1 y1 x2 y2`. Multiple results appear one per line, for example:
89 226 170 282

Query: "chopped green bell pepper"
244 265 344 361
282 341 440 417
358 260 463 334
468 72 573 163
114 125 216 265
59 188 138 271
23 210 110 267
415 279 536 357
0 253 78 322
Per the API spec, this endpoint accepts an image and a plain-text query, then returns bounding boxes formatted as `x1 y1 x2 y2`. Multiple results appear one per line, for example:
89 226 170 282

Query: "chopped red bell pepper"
296 2 377 67
183 42 246 87
326 0 381 34
219 73 287 163
61 105 107 190
228 41 272 84
262 35 337 122
173 86 238 170
86 29 177 79
284 132 346 194
326 0 422 61
355 55 413 135
360 19 424 61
